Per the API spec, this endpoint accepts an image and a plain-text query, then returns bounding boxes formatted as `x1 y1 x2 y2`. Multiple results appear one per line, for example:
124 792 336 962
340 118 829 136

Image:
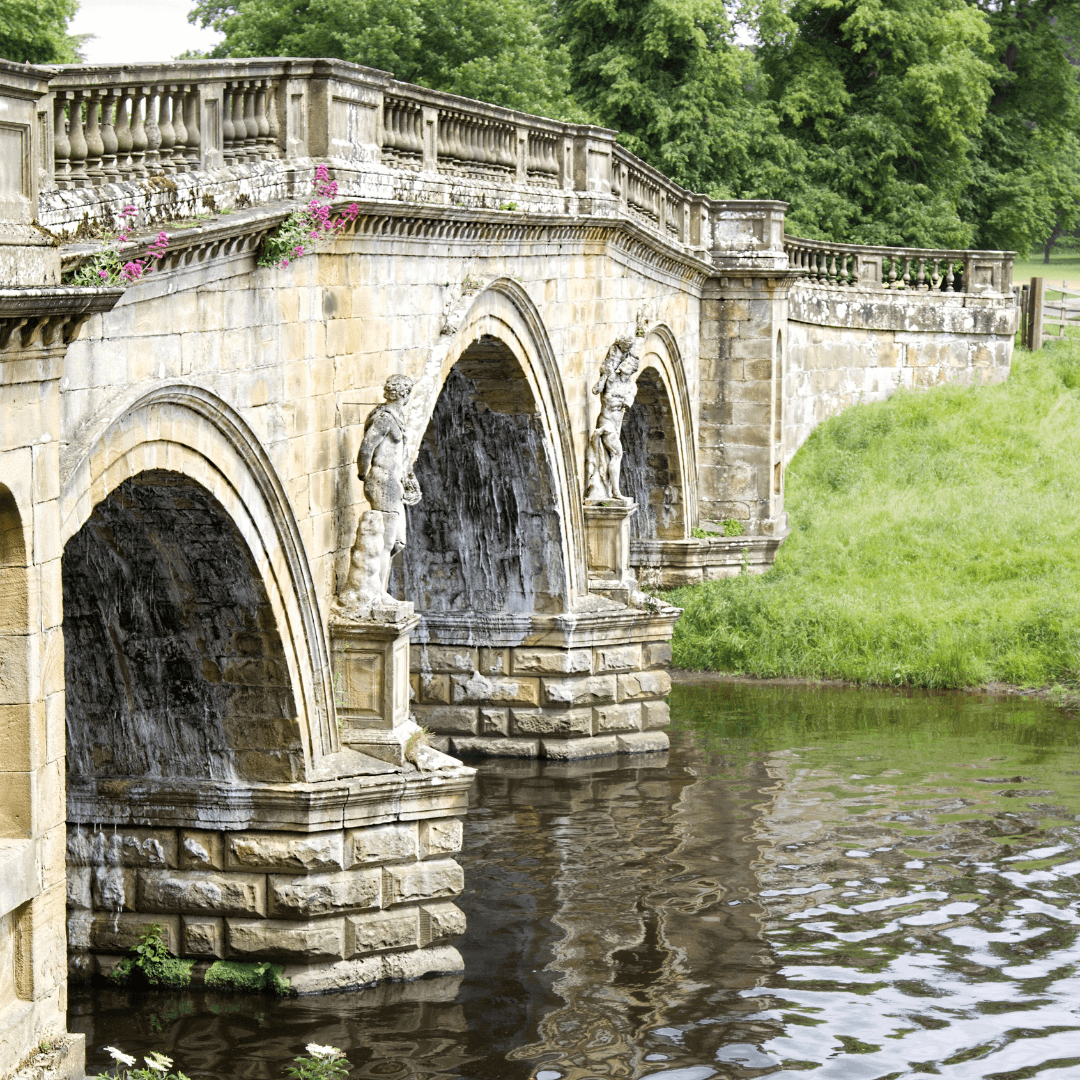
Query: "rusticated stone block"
540 735 618 761
418 819 462 859
617 670 672 702
593 703 642 733
642 641 673 668
346 908 419 956
80 913 180 954
593 645 642 673
510 707 591 736
383 859 463 906
410 645 477 674
179 830 223 871
616 731 669 754
181 916 224 958
66 866 91 910
540 675 617 708
138 870 267 917
227 917 345 961
346 823 417 867
450 736 540 758
450 673 540 706
419 902 466 946
268 868 381 917
67 825 177 868
642 700 671 730
511 647 591 675
416 673 451 704
92 867 136 912
413 705 478 735
226 830 344 874
479 707 509 735
477 647 509 675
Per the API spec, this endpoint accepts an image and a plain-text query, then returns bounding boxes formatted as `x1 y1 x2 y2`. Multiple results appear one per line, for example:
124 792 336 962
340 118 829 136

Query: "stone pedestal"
331 607 420 766
584 501 639 605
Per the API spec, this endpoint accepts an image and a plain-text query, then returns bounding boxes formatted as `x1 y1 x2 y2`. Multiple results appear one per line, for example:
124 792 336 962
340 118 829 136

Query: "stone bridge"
0 57 1015 1077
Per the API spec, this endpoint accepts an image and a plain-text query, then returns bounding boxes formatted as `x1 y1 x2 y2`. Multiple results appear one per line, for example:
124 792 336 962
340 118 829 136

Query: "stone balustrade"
785 235 1014 296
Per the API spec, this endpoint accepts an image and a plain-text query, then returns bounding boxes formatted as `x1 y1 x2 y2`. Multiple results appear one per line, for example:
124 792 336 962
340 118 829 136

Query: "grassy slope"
667 344 1080 687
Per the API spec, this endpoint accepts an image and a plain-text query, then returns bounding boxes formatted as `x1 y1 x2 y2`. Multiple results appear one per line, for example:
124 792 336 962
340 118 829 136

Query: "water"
71 682 1080 1079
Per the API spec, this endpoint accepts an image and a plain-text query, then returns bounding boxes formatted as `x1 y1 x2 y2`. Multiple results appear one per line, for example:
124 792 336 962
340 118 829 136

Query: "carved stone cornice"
0 287 123 353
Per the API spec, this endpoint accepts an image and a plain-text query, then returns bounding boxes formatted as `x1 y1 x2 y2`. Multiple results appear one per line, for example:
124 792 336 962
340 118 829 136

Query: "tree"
755 0 996 248
0 0 80 64
189 0 576 117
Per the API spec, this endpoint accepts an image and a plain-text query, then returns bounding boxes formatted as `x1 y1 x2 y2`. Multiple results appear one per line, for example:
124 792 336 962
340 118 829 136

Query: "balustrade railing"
612 146 687 243
436 108 515 174
785 236 1013 296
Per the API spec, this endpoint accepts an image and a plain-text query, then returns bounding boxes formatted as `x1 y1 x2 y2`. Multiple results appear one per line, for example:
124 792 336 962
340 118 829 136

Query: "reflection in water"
72 684 1080 1079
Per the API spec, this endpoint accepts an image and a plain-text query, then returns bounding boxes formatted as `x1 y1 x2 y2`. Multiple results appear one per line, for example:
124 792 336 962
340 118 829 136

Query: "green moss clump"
204 960 291 996
668 345 1080 688
109 925 194 990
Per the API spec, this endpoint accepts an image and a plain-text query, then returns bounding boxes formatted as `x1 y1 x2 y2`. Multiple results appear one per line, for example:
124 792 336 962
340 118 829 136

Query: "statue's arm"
357 413 392 479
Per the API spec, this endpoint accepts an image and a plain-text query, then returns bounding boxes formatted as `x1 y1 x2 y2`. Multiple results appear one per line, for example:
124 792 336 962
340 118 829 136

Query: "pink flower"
98 270 108 280
315 164 329 181
121 205 136 216
293 245 304 256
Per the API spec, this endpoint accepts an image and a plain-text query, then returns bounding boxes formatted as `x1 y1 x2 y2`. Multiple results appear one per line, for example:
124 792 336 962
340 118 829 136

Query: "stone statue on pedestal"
584 335 640 502
334 374 421 621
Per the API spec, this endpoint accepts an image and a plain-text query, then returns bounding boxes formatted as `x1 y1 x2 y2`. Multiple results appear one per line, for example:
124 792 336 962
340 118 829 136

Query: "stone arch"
59 383 334 770
0 485 29 837
403 278 584 602
625 326 698 539
773 329 784 503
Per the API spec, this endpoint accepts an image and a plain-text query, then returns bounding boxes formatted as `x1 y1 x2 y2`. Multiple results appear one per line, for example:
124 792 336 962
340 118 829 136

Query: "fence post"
1029 277 1044 351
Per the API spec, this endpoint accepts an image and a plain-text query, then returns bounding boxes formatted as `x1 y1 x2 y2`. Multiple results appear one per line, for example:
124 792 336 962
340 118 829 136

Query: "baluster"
901 256 912 289
144 88 162 174
265 81 281 158
99 89 119 181
383 103 396 150
156 87 176 174
183 86 201 167
408 108 421 155
915 257 926 290
67 90 88 187
231 84 247 162
83 90 104 184
221 84 237 163
886 256 897 288
945 260 955 292
170 88 188 171
53 94 71 189
453 116 465 161
129 88 148 177
471 120 484 166
254 81 271 157
243 83 258 157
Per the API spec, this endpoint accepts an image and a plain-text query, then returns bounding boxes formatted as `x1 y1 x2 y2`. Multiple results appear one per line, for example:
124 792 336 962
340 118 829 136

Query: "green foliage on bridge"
668 343 1080 690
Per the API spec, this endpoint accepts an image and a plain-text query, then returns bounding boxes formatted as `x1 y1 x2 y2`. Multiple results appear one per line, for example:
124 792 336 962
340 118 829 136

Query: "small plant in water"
259 165 360 269
71 206 170 287
284 1044 350 1080
100 1046 190 1080
110 924 194 990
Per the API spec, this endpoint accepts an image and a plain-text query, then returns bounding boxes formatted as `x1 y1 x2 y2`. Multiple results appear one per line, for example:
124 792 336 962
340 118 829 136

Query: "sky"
69 0 223 64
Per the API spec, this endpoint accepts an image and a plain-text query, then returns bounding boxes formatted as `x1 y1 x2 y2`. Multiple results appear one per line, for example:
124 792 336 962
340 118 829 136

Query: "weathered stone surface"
72 912 181 953
226 831 344 873
67 826 177 868
616 670 672 701
511 648 592 675
418 819 463 859
450 673 540 706
227 918 345 961
346 823 418 866
616 731 669 754
479 707 509 735
419 902 467 946
642 699 671 730
282 945 464 995
593 703 643 733
450 736 540 758
181 915 224 958
92 867 136 912
593 645 642 673
477 648 510 675
540 675 617 708
138 870 268 917
413 705 478 735
642 641 673 668
410 645 478 674
179 830 224 871
540 735 619 761
268 868 381 917
510 707 591 736
383 859 464 906
66 866 92 910
346 907 419 955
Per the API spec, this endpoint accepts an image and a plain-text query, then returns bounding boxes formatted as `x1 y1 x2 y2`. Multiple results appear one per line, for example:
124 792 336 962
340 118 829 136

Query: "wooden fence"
1016 277 1080 349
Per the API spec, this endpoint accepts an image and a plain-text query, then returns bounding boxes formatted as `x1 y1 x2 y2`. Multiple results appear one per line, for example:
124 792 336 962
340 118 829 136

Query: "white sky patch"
70 0 222 64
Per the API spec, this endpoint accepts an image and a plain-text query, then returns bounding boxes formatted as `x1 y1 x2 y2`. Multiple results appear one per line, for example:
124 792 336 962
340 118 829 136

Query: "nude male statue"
585 336 640 502
334 374 421 617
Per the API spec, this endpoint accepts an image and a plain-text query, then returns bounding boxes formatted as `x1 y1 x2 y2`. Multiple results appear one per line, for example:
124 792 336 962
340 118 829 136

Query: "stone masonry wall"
66 819 466 995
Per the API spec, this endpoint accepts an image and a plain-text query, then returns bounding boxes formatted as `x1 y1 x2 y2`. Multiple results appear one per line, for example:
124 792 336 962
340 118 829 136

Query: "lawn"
666 343 1080 688
1014 251 1080 287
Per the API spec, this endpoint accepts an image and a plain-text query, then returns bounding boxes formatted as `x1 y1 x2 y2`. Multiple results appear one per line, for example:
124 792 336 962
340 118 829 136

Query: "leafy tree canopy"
0 0 80 64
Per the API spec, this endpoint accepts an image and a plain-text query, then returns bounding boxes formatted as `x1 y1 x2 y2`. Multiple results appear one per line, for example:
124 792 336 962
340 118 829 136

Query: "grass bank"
666 343 1080 688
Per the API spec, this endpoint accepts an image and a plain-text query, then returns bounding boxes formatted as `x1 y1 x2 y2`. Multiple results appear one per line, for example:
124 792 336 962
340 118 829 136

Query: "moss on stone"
204 960 291 996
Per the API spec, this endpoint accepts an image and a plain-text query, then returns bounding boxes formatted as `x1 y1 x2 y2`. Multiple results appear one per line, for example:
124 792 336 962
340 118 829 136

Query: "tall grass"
667 344 1080 687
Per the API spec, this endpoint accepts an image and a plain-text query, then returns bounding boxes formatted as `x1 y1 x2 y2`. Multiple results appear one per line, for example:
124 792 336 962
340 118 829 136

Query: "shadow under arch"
404 277 585 602
59 382 334 770
0 485 29 837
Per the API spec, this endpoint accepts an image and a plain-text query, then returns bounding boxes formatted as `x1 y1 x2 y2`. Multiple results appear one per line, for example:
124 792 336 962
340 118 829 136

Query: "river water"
71 682 1080 1079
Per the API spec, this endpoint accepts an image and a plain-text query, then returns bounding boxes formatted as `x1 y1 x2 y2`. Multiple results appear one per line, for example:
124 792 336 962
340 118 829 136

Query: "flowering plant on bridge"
71 206 170 287
259 165 360 269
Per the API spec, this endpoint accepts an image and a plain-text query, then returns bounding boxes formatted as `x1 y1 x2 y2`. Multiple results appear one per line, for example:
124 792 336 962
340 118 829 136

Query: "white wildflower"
305 1044 340 1059
143 1051 173 1072
104 1047 136 1067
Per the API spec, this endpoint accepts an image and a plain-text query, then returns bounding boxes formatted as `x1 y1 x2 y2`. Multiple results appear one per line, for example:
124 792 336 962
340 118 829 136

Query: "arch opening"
0 486 28 839
620 367 685 541
394 334 568 614
62 470 300 785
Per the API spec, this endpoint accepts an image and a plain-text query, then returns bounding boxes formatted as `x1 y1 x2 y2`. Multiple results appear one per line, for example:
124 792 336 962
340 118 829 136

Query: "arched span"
59 382 334 769
0 485 29 837
404 278 586 602
641 325 699 536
